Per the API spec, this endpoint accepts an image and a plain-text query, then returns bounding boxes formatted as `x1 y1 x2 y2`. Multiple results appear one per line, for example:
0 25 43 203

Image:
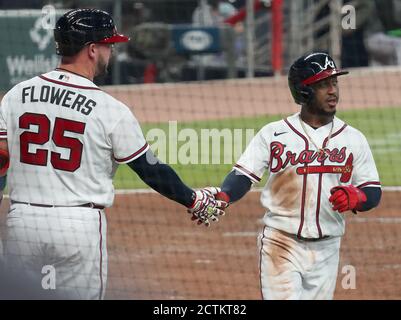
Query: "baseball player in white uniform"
0 9 224 299
213 52 382 300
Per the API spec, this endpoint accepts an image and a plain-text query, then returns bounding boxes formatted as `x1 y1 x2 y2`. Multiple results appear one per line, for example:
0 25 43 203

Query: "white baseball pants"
258 226 341 300
2 204 107 300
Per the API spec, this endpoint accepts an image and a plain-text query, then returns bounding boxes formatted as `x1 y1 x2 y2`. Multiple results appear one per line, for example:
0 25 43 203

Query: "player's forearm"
357 186 382 212
220 170 252 203
127 150 194 207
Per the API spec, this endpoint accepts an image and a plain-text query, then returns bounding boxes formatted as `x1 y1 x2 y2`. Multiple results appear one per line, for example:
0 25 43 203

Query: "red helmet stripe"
98 33 130 43
302 69 348 85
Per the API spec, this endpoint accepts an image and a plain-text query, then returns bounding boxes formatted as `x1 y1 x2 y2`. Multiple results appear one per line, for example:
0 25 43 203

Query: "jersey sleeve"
111 107 149 164
234 127 270 183
351 133 381 188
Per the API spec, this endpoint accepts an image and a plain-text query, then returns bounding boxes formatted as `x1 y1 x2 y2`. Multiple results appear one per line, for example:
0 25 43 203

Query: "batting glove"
187 187 227 227
215 190 230 209
203 187 229 213
329 185 367 213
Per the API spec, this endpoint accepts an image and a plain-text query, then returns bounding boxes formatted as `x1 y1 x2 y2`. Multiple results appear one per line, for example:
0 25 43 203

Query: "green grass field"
114 107 401 189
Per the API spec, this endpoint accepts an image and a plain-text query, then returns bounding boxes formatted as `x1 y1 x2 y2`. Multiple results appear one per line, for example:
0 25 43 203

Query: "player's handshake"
187 187 229 226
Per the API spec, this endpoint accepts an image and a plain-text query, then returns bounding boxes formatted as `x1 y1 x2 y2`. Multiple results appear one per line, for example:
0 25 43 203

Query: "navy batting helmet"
288 52 348 105
54 9 129 56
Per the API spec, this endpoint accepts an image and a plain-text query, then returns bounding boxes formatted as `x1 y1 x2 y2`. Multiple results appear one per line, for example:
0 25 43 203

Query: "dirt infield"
101 190 401 300
0 190 399 300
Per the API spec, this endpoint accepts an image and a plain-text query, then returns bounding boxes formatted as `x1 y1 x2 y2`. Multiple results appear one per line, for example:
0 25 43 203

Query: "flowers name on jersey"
269 142 353 183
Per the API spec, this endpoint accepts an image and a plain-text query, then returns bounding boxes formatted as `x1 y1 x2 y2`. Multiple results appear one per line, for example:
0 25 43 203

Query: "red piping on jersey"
315 173 324 237
323 124 347 145
234 164 261 182
98 211 104 300
115 142 149 163
259 226 267 300
284 119 309 238
315 123 348 237
39 75 101 90
357 181 381 188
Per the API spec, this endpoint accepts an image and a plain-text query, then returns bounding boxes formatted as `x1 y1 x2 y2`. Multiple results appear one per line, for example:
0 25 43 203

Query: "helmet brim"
98 33 130 43
302 69 349 85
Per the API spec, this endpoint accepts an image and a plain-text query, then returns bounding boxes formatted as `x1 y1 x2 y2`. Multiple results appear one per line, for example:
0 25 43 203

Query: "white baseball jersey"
234 112 380 238
0 69 149 207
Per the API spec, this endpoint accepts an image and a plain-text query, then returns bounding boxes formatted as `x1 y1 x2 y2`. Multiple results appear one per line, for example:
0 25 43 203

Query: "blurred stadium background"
0 0 400 299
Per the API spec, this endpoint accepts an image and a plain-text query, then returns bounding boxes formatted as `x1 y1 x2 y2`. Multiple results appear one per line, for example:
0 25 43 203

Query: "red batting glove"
329 185 367 213
215 191 230 212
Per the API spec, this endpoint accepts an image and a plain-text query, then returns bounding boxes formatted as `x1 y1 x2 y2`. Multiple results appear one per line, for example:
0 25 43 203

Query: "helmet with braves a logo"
288 52 349 105
54 8 130 56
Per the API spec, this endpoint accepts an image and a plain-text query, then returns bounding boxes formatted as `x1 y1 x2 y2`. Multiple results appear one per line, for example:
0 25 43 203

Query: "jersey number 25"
19 112 86 172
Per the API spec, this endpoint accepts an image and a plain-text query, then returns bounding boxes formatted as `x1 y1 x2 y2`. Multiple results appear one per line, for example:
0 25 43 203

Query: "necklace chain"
299 115 334 157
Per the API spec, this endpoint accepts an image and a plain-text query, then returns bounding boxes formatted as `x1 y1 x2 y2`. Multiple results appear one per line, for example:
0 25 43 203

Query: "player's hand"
215 190 230 211
204 187 229 212
187 187 227 227
329 185 367 213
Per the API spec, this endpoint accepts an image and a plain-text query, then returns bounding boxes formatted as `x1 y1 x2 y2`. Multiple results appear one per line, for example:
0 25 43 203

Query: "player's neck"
57 61 95 82
299 107 334 128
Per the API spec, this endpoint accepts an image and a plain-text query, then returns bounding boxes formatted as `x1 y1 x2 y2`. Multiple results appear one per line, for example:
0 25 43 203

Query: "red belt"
11 200 105 210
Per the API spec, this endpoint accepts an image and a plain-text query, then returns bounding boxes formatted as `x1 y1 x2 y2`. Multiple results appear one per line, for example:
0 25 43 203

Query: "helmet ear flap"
293 83 314 105
300 84 314 104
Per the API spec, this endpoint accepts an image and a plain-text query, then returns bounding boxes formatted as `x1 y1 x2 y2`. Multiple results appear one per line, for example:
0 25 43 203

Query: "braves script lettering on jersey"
235 113 380 238
233 112 380 299
0 70 149 299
